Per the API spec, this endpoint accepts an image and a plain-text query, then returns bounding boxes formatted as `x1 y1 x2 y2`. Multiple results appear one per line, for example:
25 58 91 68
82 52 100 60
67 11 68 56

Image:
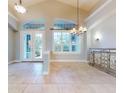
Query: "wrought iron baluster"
88 48 116 77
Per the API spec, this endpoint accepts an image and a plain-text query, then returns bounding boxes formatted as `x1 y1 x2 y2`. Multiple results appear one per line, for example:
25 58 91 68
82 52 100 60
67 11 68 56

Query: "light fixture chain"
77 0 79 28
20 0 22 5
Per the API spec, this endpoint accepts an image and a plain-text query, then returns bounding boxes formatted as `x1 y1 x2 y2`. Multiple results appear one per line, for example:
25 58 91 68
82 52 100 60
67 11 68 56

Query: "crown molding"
8 11 18 22
85 0 113 22
87 9 115 30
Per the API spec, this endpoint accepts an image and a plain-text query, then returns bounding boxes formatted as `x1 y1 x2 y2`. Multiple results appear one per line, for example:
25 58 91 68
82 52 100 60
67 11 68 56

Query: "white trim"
52 52 80 54
8 12 18 22
88 9 115 30
43 71 49 75
85 0 112 22
50 60 88 63
8 61 14 64
8 60 21 64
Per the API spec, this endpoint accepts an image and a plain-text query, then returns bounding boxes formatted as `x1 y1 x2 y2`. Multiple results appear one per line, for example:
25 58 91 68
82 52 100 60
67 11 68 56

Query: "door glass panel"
34 34 42 59
24 34 31 59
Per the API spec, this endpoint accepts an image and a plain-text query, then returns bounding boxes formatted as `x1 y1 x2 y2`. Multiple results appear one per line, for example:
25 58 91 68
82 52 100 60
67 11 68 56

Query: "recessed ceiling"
8 0 103 12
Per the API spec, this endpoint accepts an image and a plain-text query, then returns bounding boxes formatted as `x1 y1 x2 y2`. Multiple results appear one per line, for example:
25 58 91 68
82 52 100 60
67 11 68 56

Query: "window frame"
52 30 81 54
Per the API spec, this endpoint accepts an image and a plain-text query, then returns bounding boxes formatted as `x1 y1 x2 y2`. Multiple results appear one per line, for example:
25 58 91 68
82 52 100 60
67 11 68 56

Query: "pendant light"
70 0 87 35
14 0 26 14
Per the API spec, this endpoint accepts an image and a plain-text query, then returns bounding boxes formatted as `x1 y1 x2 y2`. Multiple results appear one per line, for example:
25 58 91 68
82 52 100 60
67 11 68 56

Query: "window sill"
52 52 80 55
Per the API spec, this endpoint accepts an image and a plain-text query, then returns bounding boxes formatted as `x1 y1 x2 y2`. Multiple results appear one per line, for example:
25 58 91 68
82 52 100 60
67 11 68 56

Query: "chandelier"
70 0 87 35
14 0 27 14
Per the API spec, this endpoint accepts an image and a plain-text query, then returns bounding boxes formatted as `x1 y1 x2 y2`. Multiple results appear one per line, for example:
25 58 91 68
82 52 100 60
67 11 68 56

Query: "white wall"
8 13 20 63
86 0 116 49
8 14 18 31
8 25 16 63
15 32 20 60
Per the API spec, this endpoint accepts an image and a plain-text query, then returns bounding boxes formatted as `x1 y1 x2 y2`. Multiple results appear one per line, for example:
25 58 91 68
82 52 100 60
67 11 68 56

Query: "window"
53 31 80 53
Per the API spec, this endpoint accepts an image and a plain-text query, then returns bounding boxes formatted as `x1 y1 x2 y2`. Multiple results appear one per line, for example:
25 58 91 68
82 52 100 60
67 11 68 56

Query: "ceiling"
8 0 104 12
8 0 45 8
58 0 101 12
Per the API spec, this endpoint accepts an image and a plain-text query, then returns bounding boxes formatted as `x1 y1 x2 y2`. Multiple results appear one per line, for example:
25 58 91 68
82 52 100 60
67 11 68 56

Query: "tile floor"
8 62 116 93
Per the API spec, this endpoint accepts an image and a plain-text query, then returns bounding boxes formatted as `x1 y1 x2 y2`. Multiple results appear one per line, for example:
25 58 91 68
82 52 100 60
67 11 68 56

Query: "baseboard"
8 60 21 64
50 60 88 63
43 71 49 75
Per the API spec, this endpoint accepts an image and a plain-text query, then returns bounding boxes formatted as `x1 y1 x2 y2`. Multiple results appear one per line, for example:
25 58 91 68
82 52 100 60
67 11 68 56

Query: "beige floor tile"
8 84 28 93
8 62 116 93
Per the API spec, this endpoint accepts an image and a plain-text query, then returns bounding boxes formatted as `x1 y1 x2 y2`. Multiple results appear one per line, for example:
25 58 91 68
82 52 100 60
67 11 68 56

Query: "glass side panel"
62 32 70 52
54 32 62 52
24 34 31 59
71 34 80 52
34 34 42 59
